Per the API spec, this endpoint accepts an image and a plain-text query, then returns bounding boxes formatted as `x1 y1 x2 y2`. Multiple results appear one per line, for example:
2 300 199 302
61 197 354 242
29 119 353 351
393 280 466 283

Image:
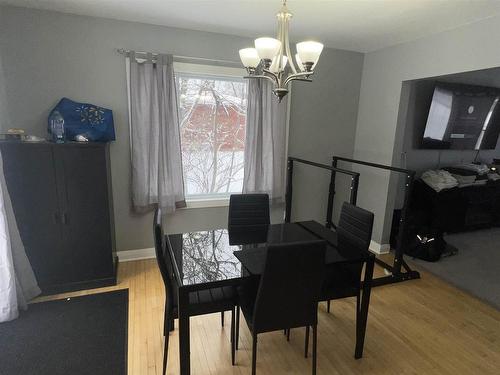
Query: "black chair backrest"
164 234 180 310
154 208 169 287
153 208 178 310
228 194 270 229
228 225 268 245
337 202 374 254
252 240 326 334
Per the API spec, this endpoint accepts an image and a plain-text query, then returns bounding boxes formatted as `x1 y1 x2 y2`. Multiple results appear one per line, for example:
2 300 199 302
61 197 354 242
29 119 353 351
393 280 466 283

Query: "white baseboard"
117 247 155 262
369 240 391 255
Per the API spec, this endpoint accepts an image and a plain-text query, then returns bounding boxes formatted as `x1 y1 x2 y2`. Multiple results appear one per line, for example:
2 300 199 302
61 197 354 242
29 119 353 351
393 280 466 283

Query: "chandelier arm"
284 17 298 74
290 71 314 77
286 77 313 84
284 71 314 86
262 69 280 84
277 12 284 72
244 74 278 85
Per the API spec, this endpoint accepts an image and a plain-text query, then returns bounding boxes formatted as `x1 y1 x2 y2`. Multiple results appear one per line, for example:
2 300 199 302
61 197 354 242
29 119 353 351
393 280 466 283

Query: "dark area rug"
0 289 128 375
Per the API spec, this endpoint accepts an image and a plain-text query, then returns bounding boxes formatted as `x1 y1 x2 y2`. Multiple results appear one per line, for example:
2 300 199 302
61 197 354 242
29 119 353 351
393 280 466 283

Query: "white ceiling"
3 0 500 52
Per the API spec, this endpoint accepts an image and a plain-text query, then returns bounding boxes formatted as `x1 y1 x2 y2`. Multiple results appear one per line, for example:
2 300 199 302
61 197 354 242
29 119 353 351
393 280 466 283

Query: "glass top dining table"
166 221 375 375
166 220 375 375
167 220 372 287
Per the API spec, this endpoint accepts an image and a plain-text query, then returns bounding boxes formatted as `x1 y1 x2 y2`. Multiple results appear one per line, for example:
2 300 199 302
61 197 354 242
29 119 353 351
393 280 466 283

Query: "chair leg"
235 306 240 350
312 324 318 375
327 300 331 313
286 328 290 341
304 326 310 358
164 301 174 334
356 292 361 326
252 334 258 375
221 311 224 327
355 291 361 356
163 301 168 336
231 308 235 365
163 330 169 375
230 316 233 343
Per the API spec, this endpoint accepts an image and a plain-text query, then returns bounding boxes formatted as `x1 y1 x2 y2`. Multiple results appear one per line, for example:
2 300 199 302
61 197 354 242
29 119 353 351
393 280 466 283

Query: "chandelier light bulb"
239 48 261 68
296 41 324 67
295 53 304 71
296 53 318 71
255 37 281 61
270 55 288 73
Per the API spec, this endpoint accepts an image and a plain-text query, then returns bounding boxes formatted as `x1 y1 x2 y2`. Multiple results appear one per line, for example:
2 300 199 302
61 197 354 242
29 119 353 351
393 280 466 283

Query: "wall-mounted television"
420 82 500 150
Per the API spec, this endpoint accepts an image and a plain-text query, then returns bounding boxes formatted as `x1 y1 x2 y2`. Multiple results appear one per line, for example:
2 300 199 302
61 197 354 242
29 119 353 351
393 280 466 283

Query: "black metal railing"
330 155 420 287
285 157 360 228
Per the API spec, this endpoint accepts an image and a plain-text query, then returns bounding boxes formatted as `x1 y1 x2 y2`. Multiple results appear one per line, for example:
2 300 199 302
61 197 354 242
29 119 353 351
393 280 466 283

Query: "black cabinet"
411 180 500 233
0 141 117 294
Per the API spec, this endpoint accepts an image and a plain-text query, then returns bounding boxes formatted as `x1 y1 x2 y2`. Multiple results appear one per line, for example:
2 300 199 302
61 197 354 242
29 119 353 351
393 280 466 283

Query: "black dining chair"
153 208 175 375
228 193 270 348
228 193 270 230
322 202 374 313
235 240 326 375
153 208 238 374
302 202 374 359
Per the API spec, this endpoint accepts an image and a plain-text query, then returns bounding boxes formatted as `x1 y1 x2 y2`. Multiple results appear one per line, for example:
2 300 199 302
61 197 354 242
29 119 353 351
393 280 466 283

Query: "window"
175 63 248 200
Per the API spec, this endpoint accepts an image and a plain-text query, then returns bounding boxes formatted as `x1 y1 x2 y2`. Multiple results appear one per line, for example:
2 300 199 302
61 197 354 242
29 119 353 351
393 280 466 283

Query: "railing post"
393 172 415 275
325 157 338 228
285 158 294 223
349 174 359 205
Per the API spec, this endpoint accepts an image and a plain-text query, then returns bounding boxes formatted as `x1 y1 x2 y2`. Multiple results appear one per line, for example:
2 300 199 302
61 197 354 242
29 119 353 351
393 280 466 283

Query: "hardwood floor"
33 258 500 375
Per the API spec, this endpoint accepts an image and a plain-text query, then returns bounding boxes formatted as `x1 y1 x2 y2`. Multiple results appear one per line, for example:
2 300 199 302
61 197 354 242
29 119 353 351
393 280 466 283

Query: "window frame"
174 62 249 207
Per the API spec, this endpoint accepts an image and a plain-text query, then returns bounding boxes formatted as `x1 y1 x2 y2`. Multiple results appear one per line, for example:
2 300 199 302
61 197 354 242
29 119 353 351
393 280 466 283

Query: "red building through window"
177 74 248 196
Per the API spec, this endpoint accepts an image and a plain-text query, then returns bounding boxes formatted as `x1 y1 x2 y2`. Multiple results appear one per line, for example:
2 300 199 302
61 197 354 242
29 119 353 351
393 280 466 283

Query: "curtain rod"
116 48 240 66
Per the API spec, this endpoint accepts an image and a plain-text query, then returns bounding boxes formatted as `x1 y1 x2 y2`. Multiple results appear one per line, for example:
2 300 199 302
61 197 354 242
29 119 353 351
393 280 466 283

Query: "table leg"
355 255 374 359
179 288 191 375
235 306 240 350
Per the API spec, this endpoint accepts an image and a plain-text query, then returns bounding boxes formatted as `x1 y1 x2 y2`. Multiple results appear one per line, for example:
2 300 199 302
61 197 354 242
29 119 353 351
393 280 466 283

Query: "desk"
167 221 375 375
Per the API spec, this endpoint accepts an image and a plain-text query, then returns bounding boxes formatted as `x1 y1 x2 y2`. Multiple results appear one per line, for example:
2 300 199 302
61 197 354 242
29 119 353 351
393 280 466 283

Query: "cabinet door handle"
61 212 67 225
54 212 59 223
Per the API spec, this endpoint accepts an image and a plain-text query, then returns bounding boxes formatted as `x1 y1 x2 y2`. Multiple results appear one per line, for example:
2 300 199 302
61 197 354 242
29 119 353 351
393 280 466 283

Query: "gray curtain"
243 79 288 202
127 52 186 213
0 151 40 323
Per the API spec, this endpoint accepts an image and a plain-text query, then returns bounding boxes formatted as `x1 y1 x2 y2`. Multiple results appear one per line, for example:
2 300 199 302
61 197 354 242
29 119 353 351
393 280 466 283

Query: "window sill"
183 197 230 209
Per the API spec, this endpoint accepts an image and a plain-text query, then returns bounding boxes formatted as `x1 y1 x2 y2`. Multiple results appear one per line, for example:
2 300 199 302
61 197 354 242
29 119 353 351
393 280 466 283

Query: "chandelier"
238 0 324 102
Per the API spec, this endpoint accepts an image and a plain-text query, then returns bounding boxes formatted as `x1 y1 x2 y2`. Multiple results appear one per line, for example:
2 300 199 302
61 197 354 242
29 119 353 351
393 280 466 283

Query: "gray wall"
353 14 500 245
0 45 7 130
288 47 363 226
0 5 364 251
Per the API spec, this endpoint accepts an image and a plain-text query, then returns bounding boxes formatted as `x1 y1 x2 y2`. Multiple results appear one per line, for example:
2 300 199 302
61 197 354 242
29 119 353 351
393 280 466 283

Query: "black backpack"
405 229 445 262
